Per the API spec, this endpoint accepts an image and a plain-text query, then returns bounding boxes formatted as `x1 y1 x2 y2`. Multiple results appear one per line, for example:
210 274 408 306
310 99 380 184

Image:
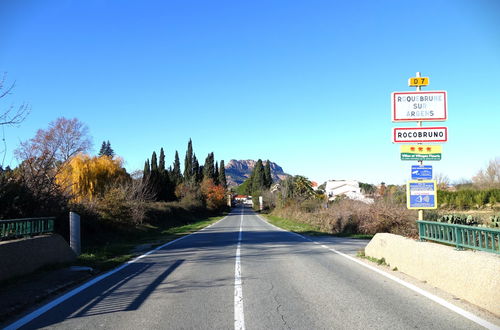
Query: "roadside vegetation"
264 214 373 239
242 157 500 239
0 114 230 270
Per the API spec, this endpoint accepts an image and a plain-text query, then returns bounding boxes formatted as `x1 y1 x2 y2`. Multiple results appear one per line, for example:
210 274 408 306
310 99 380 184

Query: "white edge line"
4 214 231 330
234 207 245 330
256 214 499 330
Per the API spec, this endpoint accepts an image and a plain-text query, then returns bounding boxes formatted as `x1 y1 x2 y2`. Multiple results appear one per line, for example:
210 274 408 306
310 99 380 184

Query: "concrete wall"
0 234 76 282
365 233 500 316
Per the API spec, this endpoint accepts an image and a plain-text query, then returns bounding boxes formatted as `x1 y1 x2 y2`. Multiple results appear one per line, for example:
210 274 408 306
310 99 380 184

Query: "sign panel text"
392 91 447 122
407 180 437 209
393 127 448 143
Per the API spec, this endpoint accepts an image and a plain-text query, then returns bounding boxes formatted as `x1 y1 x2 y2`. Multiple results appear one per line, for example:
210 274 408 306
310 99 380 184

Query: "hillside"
225 159 289 186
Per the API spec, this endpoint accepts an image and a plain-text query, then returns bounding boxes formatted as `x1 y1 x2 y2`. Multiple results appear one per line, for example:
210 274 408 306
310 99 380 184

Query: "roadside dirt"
0 267 94 327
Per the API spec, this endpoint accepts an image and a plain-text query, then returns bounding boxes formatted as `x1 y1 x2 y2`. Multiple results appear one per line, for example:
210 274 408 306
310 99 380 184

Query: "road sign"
411 165 433 180
401 145 442 161
392 91 447 122
393 127 448 143
408 77 429 87
407 180 437 209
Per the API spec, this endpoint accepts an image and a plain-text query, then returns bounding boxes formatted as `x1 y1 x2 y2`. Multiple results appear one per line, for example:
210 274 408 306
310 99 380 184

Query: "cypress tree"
143 159 151 179
159 148 166 172
251 159 265 195
157 148 174 201
184 139 193 181
192 154 201 183
149 151 160 199
151 151 158 172
214 161 220 185
203 152 215 181
219 160 227 188
264 160 272 188
172 150 182 185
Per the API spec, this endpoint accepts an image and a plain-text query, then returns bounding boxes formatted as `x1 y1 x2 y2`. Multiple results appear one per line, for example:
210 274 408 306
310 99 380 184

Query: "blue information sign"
411 165 433 180
407 180 437 209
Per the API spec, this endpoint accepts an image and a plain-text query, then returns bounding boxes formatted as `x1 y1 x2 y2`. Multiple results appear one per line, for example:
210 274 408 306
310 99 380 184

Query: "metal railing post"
455 226 462 250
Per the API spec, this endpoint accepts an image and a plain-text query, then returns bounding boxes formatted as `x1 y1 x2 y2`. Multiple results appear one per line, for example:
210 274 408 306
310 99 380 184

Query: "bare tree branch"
0 72 30 126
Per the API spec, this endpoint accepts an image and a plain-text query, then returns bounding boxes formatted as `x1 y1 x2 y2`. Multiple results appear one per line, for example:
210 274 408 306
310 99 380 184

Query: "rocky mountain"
225 159 289 186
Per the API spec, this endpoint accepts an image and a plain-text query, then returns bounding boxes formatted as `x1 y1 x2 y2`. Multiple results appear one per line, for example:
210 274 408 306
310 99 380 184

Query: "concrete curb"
365 233 500 316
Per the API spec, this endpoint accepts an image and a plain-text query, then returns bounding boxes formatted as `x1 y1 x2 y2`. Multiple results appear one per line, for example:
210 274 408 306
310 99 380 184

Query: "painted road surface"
6 206 490 329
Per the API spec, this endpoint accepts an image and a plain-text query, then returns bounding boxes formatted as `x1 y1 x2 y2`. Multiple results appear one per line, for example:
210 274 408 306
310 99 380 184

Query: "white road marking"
257 214 499 330
234 207 246 330
4 215 230 330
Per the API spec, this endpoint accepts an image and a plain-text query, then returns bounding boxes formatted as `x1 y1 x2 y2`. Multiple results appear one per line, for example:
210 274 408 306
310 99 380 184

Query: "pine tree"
98 140 114 157
106 141 114 156
264 160 272 188
184 139 193 181
214 161 220 185
219 160 227 188
172 150 182 185
98 141 107 156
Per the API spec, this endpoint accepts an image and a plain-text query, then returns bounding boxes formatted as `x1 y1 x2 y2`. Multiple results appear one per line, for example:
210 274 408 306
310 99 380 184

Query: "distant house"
234 195 248 202
325 180 374 204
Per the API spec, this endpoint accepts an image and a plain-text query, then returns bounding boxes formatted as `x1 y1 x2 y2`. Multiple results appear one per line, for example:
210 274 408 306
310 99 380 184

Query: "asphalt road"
7 205 488 329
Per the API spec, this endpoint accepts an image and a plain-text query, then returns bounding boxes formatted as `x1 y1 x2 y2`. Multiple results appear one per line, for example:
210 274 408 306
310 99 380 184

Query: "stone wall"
0 234 76 282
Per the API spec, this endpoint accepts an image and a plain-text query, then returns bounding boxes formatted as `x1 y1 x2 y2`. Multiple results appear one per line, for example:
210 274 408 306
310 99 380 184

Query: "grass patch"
264 214 326 235
357 250 387 266
77 214 225 272
263 214 373 239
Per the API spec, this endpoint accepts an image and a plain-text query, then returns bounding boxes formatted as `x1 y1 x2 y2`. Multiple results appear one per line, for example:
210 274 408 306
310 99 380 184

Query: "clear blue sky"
1 0 499 185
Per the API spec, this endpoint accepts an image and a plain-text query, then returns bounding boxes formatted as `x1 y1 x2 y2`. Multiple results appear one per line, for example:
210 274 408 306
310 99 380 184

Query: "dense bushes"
438 189 500 209
272 199 418 238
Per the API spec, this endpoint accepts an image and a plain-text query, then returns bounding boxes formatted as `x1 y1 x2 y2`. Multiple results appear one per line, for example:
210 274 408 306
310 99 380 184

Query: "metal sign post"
415 72 424 221
392 72 445 221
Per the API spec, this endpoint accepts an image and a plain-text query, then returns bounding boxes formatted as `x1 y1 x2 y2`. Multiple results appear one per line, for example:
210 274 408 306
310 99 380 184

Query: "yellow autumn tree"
57 154 130 202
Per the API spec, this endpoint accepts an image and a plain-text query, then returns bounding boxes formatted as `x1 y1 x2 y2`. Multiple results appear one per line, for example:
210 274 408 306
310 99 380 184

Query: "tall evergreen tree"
214 161 220 185
157 148 174 201
151 151 158 172
98 140 114 157
159 148 166 172
264 160 272 188
98 141 107 156
203 152 215 181
219 160 227 188
172 150 182 185
192 154 201 183
183 139 193 181
143 159 151 178
251 159 265 195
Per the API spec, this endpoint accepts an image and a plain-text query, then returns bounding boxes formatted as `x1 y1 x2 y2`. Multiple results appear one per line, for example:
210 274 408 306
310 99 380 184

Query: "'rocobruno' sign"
392 91 447 122
393 127 448 143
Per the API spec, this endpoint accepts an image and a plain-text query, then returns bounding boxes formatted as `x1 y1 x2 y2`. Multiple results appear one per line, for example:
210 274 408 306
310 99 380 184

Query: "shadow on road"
28 259 184 329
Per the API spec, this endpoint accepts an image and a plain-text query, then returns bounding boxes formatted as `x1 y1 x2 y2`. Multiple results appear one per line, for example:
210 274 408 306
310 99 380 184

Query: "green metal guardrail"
0 217 55 240
417 220 500 254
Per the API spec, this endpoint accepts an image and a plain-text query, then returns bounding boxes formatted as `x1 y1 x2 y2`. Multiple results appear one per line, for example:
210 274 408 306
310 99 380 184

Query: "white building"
325 180 374 204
